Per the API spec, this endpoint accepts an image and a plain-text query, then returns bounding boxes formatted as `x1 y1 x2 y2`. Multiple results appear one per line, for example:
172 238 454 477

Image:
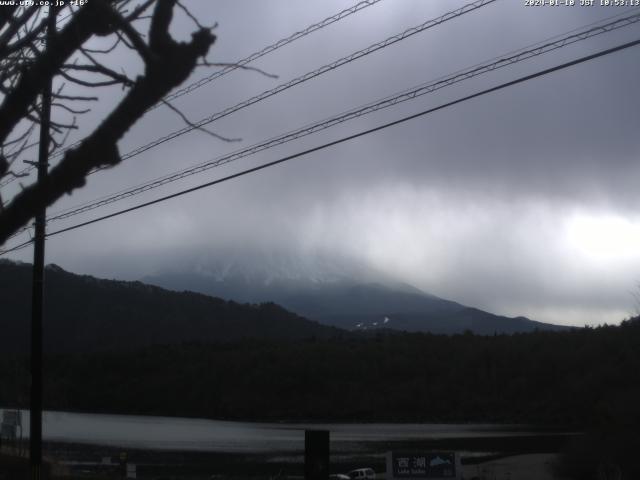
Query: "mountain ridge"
0 259 343 354
141 252 569 335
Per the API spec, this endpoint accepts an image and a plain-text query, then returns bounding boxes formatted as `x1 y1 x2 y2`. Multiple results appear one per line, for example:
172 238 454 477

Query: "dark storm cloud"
6 0 640 325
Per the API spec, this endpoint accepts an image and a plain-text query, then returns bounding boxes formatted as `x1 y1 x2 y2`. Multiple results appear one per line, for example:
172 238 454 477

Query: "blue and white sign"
386 452 461 480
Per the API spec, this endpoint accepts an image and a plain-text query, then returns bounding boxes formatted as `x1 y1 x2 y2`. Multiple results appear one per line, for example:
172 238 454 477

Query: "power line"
3 36 638 256
2 0 499 242
1 0 386 187
159 0 385 107
18 0 485 190
3 0 496 191
108 0 496 165
38 10 640 228
0 237 33 256
37 0 524 224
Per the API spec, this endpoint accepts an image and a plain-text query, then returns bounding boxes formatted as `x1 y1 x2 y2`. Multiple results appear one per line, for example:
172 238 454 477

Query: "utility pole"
30 7 55 480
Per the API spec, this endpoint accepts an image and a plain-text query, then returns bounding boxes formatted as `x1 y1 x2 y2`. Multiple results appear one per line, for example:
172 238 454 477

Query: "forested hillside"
0 260 343 353
2 319 638 426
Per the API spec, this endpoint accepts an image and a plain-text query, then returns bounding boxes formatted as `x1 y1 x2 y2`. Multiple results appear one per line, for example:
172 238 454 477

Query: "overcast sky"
4 0 640 326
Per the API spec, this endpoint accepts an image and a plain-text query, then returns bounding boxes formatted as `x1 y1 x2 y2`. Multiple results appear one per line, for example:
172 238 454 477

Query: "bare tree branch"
0 6 39 53
0 0 122 145
61 64 135 86
198 60 278 79
161 99 241 143
0 0 216 245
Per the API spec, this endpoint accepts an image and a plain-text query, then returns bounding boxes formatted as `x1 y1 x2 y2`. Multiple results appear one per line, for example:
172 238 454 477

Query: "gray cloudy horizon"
5 0 640 326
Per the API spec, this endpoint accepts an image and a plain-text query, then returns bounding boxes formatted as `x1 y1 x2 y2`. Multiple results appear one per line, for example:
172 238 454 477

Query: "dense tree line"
1 318 638 428
0 261 568 356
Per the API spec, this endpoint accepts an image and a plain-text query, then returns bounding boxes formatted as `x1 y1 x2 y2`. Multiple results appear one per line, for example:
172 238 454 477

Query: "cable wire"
2 0 498 205
108 0 497 164
160 0 385 106
0 0 386 187
3 0 496 189
3 36 638 255
39 10 640 227
30 0 492 181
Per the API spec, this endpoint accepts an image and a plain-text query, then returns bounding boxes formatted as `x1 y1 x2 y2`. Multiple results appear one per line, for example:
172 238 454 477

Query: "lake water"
1 408 541 453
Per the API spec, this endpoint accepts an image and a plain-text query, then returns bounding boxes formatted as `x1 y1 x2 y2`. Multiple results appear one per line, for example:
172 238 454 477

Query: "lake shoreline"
1 408 580 477
36 436 571 478
1 406 575 430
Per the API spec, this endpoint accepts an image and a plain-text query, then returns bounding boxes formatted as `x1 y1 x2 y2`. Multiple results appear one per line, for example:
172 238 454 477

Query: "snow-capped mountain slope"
143 250 568 335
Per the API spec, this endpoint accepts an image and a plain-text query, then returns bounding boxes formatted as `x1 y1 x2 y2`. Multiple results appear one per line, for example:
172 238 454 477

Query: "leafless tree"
0 0 218 246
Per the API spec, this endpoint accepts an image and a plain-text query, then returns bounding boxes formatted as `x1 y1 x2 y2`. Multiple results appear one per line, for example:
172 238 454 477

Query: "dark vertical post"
305 429 330 480
30 7 55 480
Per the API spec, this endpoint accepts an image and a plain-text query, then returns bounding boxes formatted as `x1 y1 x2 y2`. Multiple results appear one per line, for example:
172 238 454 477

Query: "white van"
348 468 375 480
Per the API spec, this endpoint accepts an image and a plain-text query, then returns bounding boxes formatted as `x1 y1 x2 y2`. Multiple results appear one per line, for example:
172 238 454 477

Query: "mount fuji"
143 249 567 335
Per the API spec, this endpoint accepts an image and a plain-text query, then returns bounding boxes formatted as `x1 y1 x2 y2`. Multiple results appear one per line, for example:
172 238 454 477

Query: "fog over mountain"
143 248 568 335
4 1 639 327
